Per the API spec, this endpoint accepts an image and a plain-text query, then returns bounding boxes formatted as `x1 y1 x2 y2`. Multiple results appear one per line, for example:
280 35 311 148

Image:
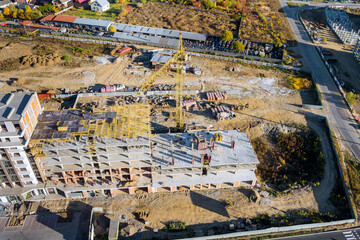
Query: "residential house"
91 0 109 12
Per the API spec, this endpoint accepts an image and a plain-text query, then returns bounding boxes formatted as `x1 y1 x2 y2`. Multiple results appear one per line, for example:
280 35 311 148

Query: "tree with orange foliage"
3 7 11 16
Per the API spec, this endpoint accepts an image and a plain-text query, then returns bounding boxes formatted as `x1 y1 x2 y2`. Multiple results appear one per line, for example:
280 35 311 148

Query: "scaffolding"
29 104 151 166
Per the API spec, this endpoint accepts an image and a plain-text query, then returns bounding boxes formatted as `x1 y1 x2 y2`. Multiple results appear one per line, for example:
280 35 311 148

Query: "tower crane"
137 34 186 131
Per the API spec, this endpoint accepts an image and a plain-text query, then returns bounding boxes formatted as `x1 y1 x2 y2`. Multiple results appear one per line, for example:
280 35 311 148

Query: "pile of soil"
20 53 62 67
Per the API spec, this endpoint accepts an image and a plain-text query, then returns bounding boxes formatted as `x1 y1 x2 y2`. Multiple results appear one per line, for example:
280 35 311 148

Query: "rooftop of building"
31 105 151 141
94 0 109 7
40 14 56 21
53 15 78 23
0 212 82 240
73 18 113 27
150 53 172 64
0 92 35 122
152 130 259 169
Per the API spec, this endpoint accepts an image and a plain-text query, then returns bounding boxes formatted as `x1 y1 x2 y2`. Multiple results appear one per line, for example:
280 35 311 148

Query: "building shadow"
189 191 230 218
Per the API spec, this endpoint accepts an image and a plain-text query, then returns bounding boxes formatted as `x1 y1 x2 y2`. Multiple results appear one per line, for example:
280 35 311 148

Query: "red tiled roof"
40 14 56 21
26 24 60 30
20 20 32 26
52 15 78 23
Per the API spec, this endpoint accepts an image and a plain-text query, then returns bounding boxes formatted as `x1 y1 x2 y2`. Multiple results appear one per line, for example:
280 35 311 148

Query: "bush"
62 55 71 60
221 30 233 41
231 40 245 52
286 76 312 90
346 91 358 105
167 221 186 231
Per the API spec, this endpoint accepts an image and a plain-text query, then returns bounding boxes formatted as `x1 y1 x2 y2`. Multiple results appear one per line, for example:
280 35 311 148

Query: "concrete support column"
190 185 194 190
233 181 239 187
252 179 257 186
129 168 133 180
110 189 115 197
119 168 123 181
170 186 177 192
147 187 157 193
62 171 67 184
82 191 88 198
128 187 135 194
216 183 221 189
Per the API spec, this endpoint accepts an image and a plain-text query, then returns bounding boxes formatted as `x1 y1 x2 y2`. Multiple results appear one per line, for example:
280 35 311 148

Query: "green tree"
221 30 233 41
12 9 18 19
8 4 16 12
30 11 42 20
275 37 283 48
108 24 116 33
323 37 327 43
205 0 214 9
231 40 245 51
346 91 358 105
18 9 25 19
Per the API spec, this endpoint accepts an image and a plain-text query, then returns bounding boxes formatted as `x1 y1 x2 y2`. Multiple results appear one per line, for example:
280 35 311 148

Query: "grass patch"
0 58 21 72
63 41 112 57
118 2 236 35
239 0 296 43
345 152 360 210
33 44 55 55
287 2 307 8
65 4 121 21
252 209 338 229
166 221 187 232
253 131 324 191
286 75 312 90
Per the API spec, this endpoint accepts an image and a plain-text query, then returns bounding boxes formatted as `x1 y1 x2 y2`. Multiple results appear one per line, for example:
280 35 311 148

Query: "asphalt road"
284 0 360 8
279 0 360 161
276 228 360 239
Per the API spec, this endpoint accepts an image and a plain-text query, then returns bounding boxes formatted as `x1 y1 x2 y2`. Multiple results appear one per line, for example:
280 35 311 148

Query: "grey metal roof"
0 92 35 122
73 18 113 28
112 32 179 47
114 23 207 41
94 0 109 7
150 53 172 64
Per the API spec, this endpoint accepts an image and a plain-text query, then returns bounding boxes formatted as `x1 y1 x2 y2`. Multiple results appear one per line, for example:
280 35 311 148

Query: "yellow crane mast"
137 34 186 131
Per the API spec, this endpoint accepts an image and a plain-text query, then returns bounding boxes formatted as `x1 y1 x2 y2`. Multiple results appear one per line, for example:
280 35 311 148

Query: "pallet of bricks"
211 105 230 117
206 91 227 101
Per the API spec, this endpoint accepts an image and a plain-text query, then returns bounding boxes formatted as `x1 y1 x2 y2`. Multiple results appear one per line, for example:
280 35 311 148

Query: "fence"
186 52 301 71
36 33 302 71
55 90 200 99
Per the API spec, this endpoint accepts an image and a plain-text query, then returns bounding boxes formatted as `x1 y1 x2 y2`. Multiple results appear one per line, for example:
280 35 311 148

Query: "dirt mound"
20 53 62 67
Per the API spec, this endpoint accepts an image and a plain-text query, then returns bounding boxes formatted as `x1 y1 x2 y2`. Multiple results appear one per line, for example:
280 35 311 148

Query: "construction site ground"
300 8 360 113
0 36 346 237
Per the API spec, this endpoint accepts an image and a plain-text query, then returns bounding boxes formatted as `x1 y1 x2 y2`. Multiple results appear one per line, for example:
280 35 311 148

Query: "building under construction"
0 93 259 202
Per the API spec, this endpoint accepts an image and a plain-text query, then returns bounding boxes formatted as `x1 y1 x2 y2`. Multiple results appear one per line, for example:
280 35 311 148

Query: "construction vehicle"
137 34 186 131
